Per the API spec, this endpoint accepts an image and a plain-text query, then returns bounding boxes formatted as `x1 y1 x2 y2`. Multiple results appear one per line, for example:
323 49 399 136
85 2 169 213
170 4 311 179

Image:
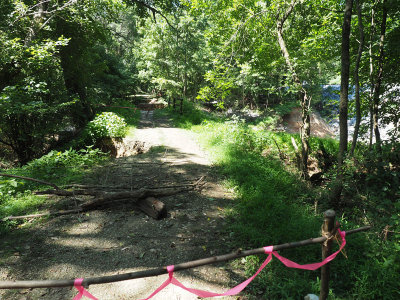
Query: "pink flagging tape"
73 278 98 300
73 229 346 300
139 255 272 300
271 229 346 271
140 229 346 299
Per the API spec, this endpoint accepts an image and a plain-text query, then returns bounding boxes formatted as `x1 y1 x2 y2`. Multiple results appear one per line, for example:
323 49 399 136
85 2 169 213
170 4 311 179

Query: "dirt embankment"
282 107 335 138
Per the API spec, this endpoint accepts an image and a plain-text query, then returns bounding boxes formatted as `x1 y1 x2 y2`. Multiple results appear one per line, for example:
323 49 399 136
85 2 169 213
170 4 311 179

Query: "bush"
86 112 127 141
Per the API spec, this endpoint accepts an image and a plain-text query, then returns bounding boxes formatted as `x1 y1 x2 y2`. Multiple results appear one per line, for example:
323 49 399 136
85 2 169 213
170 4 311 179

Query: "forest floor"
0 109 249 300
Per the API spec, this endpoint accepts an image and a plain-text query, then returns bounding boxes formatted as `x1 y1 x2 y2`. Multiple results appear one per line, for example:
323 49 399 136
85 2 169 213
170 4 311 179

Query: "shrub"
86 112 127 141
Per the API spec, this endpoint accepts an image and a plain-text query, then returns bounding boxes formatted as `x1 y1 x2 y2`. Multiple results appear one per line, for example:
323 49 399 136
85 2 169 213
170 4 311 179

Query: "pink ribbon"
139 254 273 300
140 229 346 299
267 229 346 270
73 278 98 300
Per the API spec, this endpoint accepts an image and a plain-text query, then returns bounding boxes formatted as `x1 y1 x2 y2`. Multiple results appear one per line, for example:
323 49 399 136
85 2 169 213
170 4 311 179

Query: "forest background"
0 0 399 299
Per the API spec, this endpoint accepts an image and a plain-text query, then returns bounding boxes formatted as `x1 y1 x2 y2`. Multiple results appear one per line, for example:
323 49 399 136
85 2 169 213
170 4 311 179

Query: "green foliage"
86 112 127 141
96 100 140 126
158 100 214 128
170 103 397 299
0 33 73 164
188 115 321 298
0 0 138 164
134 7 211 98
26 147 107 177
197 66 235 107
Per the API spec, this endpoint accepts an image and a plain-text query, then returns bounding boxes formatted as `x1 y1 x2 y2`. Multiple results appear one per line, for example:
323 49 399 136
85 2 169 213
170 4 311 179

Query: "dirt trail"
0 109 248 300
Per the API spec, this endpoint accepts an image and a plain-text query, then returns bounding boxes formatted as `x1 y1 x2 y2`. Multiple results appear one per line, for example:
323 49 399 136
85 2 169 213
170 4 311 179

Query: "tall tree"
371 0 388 154
350 0 365 156
332 0 353 202
276 0 311 179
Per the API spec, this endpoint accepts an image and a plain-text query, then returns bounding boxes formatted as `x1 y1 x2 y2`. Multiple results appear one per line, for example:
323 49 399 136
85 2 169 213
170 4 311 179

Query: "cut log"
135 197 166 220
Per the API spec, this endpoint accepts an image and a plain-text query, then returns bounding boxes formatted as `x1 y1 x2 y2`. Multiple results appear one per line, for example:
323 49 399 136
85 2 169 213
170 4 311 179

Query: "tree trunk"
180 98 183 115
371 0 387 154
183 29 188 99
350 0 365 156
369 4 376 147
332 0 353 203
276 2 311 179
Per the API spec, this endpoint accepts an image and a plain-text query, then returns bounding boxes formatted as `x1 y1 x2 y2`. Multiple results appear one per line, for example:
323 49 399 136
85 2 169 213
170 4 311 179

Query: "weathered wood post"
320 209 336 300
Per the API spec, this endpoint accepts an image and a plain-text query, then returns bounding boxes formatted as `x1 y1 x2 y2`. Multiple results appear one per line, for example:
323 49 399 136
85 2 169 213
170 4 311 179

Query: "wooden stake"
320 209 336 300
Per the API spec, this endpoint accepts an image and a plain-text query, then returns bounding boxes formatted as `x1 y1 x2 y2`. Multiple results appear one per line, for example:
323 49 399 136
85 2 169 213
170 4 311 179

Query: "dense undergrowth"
163 101 400 299
0 100 139 234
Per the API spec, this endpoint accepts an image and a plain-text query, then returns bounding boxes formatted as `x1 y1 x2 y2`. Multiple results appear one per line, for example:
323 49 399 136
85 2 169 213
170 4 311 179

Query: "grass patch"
155 100 216 129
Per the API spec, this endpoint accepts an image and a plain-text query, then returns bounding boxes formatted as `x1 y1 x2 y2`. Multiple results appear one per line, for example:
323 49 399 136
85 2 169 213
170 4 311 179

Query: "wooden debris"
1 174 205 221
136 197 166 220
2 187 194 222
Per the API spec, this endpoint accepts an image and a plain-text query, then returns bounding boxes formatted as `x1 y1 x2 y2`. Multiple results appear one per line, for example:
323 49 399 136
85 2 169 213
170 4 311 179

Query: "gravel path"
0 109 248 300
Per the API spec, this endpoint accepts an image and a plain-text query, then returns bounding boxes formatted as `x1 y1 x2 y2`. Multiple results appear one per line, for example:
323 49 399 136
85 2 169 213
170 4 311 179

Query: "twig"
0 173 61 190
272 138 285 160
1 209 82 222
0 226 371 289
127 0 176 31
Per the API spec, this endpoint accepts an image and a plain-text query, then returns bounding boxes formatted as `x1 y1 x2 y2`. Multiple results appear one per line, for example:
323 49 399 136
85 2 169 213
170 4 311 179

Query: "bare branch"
127 0 176 31
277 0 298 29
0 173 61 190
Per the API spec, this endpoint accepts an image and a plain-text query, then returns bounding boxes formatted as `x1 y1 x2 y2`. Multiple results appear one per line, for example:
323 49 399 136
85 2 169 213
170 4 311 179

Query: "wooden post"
320 209 336 300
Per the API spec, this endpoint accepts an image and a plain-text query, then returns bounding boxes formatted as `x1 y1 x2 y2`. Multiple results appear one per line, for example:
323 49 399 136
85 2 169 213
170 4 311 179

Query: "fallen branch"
1 209 82 222
4 187 189 221
0 226 371 289
62 176 205 191
0 173 61 190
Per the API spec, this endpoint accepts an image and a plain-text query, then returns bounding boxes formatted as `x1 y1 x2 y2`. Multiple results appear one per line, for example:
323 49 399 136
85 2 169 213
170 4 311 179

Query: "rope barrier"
0 226 370 299
135 229 346 300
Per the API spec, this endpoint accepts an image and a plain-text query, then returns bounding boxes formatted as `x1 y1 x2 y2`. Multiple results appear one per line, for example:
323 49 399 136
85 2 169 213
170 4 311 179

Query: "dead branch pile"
0 174 205 222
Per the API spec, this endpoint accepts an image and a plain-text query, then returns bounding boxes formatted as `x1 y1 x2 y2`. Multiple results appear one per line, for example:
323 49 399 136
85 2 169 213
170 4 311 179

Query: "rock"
304 294 319 300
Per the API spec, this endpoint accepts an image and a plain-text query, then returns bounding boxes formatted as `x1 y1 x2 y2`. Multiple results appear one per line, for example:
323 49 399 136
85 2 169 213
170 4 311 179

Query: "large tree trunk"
276 0 311 180
371 0 387 154
331 0 353 203
350 0 365 156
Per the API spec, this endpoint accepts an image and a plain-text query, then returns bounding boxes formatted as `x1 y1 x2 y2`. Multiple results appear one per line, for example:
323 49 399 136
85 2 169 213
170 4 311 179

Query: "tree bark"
276 0 311 180
371 0 387 154
350 0 365 156
332 0 353 203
